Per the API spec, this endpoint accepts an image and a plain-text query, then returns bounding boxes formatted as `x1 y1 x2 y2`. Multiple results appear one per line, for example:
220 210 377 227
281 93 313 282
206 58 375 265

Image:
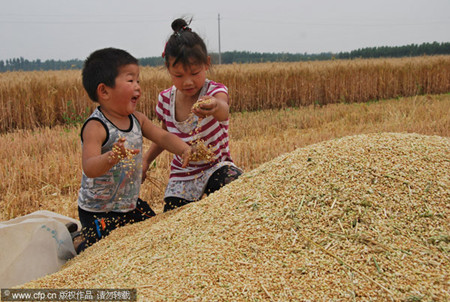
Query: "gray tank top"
77 107 143 213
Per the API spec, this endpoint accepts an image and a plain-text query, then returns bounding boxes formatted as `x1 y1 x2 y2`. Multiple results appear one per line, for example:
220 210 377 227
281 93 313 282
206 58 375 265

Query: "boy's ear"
96 83 109 101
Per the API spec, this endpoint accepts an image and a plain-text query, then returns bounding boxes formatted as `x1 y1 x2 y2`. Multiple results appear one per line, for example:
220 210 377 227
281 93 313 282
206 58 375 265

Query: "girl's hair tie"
174 26 192 37
181 26 191 32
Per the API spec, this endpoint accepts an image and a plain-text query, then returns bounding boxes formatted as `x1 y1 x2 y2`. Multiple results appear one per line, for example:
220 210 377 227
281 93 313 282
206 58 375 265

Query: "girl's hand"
141 158 150 183
180 147 194 168
108 137 140 165
191 96 217 118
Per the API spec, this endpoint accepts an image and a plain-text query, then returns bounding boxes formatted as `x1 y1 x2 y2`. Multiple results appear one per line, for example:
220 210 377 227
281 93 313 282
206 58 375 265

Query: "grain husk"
19 133 449 301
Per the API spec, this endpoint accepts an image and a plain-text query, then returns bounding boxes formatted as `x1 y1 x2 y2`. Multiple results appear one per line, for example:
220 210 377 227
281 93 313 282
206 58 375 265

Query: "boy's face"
104 64 141 116
167 57 210 98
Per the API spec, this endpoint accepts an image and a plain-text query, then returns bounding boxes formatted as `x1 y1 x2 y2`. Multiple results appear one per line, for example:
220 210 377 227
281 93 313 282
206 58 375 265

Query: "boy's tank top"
77 107 143 213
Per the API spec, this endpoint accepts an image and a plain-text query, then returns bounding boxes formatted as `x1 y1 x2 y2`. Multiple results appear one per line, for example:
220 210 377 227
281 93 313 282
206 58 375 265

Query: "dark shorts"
77 198 155 252
164 165 243 212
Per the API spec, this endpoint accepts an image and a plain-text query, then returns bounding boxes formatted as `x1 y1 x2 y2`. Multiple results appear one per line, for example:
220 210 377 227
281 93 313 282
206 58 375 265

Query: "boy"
76 48 192 252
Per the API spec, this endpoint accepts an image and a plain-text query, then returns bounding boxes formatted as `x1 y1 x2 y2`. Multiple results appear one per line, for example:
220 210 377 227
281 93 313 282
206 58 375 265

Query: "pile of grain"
20 133 449 301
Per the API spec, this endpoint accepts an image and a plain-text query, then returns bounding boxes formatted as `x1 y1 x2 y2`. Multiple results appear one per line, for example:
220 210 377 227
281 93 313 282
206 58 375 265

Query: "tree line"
1 41 449 72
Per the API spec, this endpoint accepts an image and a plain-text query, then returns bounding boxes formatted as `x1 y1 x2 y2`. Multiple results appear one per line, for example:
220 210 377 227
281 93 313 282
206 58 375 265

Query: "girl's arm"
81 120 139 178
192 92 229 121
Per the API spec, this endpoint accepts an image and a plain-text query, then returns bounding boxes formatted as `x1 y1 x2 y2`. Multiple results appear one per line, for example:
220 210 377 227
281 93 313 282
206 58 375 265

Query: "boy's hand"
191 96 217 118
108 137 140 165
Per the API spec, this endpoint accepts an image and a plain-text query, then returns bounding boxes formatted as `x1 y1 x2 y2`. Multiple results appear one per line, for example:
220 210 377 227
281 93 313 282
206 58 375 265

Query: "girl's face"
167 57 210 99
108 64 141 116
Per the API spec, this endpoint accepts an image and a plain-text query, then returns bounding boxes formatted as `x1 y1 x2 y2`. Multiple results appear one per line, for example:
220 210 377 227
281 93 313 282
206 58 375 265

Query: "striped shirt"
156 79 234 181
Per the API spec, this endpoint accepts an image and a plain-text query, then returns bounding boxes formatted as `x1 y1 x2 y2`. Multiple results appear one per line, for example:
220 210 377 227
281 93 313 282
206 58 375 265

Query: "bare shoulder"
213 92 229 104
81 119 106 142
132 111 149 126
133 111 159 139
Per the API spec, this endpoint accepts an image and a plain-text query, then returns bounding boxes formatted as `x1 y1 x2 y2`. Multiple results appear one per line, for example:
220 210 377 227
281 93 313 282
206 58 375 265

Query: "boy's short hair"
82 48 139 102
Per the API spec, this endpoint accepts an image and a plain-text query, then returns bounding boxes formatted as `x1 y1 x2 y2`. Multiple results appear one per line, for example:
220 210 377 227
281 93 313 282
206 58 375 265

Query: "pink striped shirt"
156 79 234 181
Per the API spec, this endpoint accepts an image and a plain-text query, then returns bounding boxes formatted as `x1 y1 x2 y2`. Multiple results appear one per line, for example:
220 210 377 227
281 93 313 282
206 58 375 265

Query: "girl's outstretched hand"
141 159 150 183
180 147 194 168
191 96 217 118
108 137 140 165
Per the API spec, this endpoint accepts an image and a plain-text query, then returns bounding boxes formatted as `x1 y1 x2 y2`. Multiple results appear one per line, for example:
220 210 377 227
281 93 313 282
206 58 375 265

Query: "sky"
0 0 449 62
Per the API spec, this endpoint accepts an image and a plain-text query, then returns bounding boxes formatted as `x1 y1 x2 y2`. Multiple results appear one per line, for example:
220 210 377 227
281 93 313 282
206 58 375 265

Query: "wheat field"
0 56 449 132
1 93 449 221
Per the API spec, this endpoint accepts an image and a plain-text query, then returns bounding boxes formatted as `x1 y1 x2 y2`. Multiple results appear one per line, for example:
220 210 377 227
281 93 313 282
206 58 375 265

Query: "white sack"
0 210 80 288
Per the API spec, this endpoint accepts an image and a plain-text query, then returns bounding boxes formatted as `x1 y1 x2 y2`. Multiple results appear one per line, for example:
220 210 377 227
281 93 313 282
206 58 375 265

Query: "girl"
142 18 242 212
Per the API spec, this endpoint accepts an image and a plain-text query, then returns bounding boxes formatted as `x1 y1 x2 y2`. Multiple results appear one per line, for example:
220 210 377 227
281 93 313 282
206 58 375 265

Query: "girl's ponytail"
163 17 209 68
171 18 189 33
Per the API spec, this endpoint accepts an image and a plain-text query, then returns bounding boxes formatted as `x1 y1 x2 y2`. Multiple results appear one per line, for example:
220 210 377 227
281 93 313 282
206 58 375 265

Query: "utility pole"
218 13 222 65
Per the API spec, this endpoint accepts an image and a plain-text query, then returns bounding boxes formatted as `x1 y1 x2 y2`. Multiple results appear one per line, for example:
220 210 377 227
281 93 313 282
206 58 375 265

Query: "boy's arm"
82 120 138 178
135 112 191 167
192 92 229 121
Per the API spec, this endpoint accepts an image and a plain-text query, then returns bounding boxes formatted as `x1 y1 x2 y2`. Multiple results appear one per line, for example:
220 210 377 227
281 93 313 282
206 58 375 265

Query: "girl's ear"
205 56 211 71
97 83 109 101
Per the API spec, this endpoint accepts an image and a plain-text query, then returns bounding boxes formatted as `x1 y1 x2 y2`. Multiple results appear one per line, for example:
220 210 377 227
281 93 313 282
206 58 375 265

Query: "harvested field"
20 133 449 301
